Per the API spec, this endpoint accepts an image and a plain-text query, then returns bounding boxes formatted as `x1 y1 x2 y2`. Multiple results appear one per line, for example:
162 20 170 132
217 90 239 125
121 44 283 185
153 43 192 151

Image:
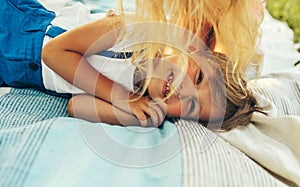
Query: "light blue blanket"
0 88 182 187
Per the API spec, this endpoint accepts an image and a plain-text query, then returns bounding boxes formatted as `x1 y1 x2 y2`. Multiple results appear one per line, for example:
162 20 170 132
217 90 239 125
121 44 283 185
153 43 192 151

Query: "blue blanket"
0 88 182 187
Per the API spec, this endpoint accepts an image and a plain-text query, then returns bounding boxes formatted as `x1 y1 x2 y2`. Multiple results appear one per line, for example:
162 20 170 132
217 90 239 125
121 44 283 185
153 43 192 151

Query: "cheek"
148 78 160 98
166 102 182 117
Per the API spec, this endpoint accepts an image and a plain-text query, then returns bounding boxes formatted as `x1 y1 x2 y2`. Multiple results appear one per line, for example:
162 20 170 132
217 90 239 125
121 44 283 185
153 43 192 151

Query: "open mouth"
162 71 174 97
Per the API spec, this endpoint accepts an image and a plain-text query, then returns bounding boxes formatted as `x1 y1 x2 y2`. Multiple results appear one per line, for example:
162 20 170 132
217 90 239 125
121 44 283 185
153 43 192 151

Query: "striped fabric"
0 86 291 187
0 88 68 187
175 73 300 187
175 119 286 187
249 77 300 116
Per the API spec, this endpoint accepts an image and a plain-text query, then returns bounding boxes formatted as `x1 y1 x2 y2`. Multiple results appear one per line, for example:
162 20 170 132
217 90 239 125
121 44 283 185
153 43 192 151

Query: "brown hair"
204 52 265 131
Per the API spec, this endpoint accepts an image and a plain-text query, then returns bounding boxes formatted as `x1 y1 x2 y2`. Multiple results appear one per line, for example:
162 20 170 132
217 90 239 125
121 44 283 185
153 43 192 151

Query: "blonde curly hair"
113 0 265 130
117 0 264 90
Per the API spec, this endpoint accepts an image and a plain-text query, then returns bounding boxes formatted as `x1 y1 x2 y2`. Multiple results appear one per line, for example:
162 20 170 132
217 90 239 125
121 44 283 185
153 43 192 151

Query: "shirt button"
29 63 39 71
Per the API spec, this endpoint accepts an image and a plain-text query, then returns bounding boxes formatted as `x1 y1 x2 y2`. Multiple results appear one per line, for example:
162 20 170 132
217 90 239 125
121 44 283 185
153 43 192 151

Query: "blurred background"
38 0 300 48
38 0 134 13
267 0 300 51
38 0 300 75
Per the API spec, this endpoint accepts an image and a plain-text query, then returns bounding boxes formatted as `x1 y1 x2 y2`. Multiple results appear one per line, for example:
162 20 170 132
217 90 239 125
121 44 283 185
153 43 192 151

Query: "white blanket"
220 8 300 185
220 68 300 186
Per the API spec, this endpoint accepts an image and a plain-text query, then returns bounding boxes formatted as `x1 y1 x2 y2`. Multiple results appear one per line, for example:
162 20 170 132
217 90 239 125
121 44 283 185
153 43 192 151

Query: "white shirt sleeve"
41 3 136 94
42 54 136 94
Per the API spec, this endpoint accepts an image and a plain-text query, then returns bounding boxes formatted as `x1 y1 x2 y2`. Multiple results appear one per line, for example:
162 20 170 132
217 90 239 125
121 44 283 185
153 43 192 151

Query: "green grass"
266 0 300 46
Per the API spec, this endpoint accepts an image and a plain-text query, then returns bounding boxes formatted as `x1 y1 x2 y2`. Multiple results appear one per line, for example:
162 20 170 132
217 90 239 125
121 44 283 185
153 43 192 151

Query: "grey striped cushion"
175 73 300 187
0 88 68 187
175 120 286 187
249 77 300 116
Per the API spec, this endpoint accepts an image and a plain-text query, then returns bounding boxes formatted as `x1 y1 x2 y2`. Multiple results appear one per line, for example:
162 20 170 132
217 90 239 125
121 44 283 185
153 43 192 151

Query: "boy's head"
144 51 261 131
206 52 263 131
146 52 223 121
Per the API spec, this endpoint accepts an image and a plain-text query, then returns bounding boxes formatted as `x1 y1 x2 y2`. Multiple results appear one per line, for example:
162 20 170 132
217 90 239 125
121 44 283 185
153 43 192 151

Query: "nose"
176 77 198 100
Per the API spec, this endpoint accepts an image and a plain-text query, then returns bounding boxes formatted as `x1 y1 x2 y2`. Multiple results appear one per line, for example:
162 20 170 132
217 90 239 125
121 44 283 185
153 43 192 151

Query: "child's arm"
42 16 123 101
42 15 159 122
68 94 165 127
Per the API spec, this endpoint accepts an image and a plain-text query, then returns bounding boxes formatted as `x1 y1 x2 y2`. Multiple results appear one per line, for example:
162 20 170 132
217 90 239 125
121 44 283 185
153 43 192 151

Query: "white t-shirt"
42 3 136 94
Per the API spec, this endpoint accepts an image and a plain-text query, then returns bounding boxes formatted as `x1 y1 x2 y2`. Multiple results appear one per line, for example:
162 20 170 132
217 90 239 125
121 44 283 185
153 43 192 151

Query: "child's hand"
112 93 166 127
110 84 166 127
128 96 166 127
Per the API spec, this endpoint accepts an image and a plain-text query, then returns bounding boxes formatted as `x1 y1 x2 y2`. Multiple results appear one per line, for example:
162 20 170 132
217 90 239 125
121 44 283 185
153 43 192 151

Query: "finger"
139 99 160 120
151 98 167 116
128 105 149 127
134 110 149 127
147 99 167 127
139 103 152 118
133 97 151 118
133 109 148 121
139 119 149 127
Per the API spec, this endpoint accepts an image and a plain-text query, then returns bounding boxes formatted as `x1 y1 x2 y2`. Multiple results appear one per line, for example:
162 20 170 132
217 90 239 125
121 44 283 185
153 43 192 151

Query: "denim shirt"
0 0 128 98
0 0 56 90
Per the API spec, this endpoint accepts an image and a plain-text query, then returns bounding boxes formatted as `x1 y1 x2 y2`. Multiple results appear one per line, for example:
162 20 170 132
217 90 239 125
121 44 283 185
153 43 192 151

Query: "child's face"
147 55 223 121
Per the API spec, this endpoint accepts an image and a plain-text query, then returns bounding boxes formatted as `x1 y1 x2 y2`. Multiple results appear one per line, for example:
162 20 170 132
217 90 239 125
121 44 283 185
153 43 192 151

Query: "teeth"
169 72 174 82
165 83 170 97
164 72 174 97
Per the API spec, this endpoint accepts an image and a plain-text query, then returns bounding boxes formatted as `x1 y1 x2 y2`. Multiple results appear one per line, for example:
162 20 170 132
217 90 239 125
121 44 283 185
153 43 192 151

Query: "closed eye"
189 99 196 115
